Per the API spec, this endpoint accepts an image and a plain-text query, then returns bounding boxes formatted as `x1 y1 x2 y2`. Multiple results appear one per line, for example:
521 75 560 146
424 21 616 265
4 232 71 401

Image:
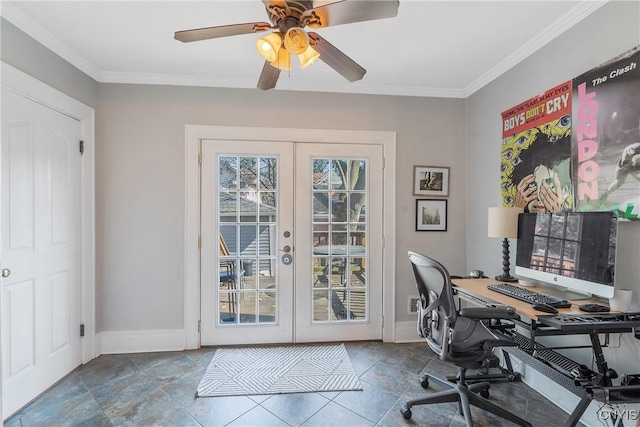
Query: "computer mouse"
531 303 559 314
469 269 484 278
578 303 610 313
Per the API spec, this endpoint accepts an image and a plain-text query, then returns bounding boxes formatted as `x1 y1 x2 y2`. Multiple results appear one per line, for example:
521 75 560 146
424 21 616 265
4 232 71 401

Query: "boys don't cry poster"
500 81 573 213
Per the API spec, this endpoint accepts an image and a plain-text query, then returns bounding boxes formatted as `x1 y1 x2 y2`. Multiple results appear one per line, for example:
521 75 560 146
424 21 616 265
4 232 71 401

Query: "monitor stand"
548 287 593 301
527 282 592 301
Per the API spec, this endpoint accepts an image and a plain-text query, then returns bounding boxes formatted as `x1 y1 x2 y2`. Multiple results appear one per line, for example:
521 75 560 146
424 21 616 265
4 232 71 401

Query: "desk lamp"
488 206 523 282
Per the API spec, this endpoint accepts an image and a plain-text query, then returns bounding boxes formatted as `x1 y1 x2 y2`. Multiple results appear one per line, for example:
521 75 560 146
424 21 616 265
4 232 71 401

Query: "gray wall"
0 19 99 110
2 0 639 356
98 84 466 331
1 17 466 334
466 0 640 373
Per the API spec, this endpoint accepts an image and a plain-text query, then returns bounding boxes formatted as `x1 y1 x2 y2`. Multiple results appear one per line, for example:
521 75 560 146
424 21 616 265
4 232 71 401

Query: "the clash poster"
572 46 640 219
500 81 573 213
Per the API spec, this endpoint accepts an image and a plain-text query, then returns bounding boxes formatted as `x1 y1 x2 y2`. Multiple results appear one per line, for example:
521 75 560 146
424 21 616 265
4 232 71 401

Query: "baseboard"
98 329 186 354
394 320 422 343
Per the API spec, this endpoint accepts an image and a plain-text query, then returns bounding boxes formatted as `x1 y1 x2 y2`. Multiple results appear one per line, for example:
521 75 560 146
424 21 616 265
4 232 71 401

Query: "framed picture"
413 165 450 197
416 199 447 231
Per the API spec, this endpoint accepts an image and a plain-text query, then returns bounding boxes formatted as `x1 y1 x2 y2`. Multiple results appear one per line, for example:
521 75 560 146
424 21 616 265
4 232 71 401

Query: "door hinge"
198 320 201 333
198 152 202 165
198 236 201 249
80 324 85 337
79 140 84 155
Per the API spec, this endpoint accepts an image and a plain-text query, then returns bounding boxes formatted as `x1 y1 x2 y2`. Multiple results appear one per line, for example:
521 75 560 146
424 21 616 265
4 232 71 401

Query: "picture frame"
416 199 447 231
413 165 450 197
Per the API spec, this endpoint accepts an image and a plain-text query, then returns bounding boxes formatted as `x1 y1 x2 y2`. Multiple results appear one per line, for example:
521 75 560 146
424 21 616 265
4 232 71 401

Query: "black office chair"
401 251 532 427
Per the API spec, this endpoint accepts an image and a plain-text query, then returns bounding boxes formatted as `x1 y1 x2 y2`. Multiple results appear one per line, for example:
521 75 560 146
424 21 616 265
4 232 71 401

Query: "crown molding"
463 0 609 97
2 0 608 99
100 70 467 98
1 2 103 81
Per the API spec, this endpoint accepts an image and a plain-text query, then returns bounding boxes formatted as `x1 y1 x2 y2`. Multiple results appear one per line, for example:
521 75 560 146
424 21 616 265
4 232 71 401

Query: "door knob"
2 269 10 278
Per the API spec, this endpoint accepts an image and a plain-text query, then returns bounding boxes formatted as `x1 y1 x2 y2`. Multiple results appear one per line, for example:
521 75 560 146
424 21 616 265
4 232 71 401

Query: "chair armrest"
459 306 520 321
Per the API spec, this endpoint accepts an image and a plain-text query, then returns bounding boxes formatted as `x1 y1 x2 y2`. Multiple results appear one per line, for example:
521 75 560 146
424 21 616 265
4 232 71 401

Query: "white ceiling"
1 0 607 98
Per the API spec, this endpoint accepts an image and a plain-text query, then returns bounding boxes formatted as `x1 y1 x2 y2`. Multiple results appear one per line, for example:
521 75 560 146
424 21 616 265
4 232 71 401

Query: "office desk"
451 278 640 427
451 278 592 320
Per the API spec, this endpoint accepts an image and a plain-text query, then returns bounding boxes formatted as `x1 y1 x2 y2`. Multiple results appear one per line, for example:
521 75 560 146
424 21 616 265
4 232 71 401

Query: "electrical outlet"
408 296 420 315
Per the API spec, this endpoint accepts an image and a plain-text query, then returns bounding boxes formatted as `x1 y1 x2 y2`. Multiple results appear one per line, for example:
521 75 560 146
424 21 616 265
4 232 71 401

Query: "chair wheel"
480 389 490 398
420 376 429 388
400 406 412 419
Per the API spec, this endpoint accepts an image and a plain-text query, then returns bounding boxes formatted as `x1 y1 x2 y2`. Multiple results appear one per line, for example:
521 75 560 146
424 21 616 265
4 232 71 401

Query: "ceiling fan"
174 0 400 90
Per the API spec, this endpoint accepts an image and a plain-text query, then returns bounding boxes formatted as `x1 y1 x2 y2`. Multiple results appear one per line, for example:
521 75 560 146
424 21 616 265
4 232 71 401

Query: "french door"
200 140 383 345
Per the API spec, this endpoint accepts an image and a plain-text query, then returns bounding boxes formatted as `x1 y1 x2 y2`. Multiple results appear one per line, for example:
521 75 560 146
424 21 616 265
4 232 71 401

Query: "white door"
294 143 383 342
200 140 383 345
1 88 82 417
201 140 295 345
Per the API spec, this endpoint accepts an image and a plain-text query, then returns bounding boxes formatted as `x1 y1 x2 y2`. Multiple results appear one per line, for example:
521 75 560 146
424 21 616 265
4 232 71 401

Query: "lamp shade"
271 48 291 71
487 206 523 239
256 32 282 63
283 27 309 55
298 45 320 68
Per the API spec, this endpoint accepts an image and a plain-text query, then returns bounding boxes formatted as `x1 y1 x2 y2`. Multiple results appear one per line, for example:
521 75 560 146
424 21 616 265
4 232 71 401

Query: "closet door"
2 87 82 417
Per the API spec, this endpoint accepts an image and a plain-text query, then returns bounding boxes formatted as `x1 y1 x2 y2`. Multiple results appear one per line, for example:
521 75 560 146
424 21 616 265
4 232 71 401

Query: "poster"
572 46 640 219
500 81 573 212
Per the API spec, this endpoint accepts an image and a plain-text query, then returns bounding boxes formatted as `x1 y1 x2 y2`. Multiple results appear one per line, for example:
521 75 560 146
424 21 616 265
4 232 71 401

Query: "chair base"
446 349 522 384
401 371 532 427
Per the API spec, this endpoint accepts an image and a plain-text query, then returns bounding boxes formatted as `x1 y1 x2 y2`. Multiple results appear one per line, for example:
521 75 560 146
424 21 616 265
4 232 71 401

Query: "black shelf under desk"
452 279 640 426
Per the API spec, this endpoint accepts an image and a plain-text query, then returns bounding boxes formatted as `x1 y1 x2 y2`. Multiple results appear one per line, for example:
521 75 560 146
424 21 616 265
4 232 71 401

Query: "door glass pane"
218 154 278 325
312 158 367 323
219 157 237 189
239 157 257 190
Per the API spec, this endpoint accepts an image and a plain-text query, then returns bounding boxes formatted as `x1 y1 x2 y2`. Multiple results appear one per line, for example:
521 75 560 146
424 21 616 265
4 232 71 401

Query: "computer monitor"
515 211 618 299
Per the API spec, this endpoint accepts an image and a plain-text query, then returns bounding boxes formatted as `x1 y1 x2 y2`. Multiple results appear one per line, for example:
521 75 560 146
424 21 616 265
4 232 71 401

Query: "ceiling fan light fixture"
256 32 282 63
283 27 309 55
271 47 291 71
298 45 320 69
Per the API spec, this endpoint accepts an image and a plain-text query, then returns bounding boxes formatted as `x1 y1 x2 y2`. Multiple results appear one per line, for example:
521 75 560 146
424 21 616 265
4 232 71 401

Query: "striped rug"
196 343 362 397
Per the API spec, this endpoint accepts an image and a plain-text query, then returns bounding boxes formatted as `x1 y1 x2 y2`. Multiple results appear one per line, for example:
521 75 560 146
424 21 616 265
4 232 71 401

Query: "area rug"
196 343 362 397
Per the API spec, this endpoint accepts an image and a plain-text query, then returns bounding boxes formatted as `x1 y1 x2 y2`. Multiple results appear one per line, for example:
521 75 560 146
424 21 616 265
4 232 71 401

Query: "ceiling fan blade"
257 61 281 90
302 0 399 29
174 22 271 43
308 32 365 82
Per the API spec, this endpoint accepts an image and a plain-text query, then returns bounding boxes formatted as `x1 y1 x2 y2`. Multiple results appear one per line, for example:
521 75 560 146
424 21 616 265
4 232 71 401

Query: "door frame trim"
184 125 396 349
1 61 97 363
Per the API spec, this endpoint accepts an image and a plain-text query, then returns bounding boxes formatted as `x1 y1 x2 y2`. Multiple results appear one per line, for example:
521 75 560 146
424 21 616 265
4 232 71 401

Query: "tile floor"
5 341 581 427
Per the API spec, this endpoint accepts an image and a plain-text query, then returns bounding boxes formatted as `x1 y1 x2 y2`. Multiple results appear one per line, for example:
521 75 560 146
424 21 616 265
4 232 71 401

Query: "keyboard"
536 312 640 332
487 283 572 308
